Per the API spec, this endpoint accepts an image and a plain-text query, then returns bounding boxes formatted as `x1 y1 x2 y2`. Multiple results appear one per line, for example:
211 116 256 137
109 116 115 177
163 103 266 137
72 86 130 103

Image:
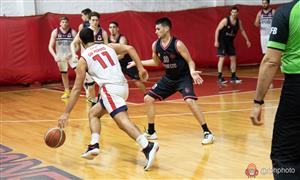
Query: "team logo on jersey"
58 34 62 38
170 53 176 59
97 36 102 40
67 33 72 38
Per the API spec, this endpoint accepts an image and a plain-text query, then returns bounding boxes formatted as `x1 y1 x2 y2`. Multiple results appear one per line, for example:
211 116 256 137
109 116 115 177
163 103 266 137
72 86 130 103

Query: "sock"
231 72 236 78
90 133 100 145
136 135 149 149
201 124 211 133
148 123 155 135
218 72 222 78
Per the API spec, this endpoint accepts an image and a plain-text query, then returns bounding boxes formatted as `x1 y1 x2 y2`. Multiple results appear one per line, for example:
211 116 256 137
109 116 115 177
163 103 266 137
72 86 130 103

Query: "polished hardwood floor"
0 68 283 179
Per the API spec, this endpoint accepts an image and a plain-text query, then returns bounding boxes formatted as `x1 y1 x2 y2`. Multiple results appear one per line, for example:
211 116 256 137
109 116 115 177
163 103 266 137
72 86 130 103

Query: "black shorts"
147 74 197 101
217 41 236 56
121 66 140 80
271 74 300 162
272 160 300 180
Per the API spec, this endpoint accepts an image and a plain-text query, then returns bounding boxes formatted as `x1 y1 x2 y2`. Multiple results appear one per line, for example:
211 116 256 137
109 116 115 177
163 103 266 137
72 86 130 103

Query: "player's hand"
191 70 203 85
138 68 149 82
250 104 264 126
214 41 219 48
127 61 136 69
246 40 251 48
58 113 69 128
55 56 61 62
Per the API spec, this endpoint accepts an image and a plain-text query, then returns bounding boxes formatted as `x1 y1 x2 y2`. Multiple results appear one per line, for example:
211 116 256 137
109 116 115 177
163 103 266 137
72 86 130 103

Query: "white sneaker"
143 130 158 140
143 142 159 171
202 132 215 145
81 143 100 160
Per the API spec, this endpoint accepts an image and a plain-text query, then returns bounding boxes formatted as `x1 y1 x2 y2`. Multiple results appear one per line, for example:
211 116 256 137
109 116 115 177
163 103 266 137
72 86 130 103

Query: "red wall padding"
0 5 277 85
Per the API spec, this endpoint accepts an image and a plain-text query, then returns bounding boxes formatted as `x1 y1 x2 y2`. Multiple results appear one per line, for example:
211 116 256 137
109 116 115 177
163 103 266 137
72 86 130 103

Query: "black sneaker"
81 143 100 160
230 76 242 84
143 142 159 171
218 76 228 84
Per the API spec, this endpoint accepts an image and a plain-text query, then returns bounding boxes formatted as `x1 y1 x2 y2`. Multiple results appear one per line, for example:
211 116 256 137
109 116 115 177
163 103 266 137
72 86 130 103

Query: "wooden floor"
1 68 283 179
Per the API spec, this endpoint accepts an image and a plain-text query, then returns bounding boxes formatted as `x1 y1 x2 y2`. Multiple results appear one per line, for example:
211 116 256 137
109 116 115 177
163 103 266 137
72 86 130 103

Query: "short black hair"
79 28 94 45
89 11 100 20
265 0 270 4
60 16 69 22
109 21 119 27
231 6 239 12
155 17 172 29
81 8 92 15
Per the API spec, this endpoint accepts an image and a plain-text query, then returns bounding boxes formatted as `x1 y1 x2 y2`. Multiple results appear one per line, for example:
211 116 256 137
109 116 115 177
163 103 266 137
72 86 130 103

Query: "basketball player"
129 17 215 144
108 21 146 94
214 6 251 84
254 0 275 88
58 28 159 171
71 11 108 104
250 0 300 179
254 0 275 54
48 16 77 99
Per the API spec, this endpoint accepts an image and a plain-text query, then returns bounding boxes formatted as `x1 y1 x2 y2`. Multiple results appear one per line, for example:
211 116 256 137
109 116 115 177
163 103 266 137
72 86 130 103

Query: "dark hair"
231 6 239 12
89 11 100 20
109 21 119 27
155 17 172 29
81 8 92 15
79 28 94 45
266 0 270 4
60 16 69 22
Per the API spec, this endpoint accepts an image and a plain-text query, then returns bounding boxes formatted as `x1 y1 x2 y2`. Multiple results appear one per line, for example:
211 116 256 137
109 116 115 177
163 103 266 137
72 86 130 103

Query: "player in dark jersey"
214 6 251 84
108 21 146 94
250 1 300 179
48 16 77 99
129 17 215 145
79 8 92 32
71 11 108 104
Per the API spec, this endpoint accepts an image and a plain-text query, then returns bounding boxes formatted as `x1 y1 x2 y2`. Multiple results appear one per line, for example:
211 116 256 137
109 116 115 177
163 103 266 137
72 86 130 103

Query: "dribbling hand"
138 68 149 82
58 113 69 128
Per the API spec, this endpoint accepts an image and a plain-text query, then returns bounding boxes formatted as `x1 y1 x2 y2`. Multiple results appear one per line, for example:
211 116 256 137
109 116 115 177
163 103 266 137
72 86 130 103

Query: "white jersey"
260 9 273 36
81 44 127 87
260 9 274 54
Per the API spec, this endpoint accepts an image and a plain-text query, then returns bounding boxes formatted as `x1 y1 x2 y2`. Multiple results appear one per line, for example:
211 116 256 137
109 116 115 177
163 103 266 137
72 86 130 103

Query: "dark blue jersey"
219 16 239 42
94 28 104 44
155 37 190 80
82 21 90 29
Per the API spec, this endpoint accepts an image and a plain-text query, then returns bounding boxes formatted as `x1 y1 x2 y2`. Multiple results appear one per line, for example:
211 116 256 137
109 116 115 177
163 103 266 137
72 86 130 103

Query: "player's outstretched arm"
58 58 87 128
176 40 203 85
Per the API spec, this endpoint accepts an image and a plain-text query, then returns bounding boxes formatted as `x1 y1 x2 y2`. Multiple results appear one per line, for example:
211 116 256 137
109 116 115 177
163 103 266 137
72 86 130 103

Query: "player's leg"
102 84 159 170
81 102 107 160
261 36 274 88
178 76 215 144
217 43 227 84
134 80 146 94
84 73 97 104
57 61 70 99
144 76 176 140
228 43 241 84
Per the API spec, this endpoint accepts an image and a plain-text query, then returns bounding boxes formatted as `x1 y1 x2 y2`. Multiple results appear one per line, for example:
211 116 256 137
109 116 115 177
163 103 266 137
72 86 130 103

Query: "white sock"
136 135 149 149
90 133 100 145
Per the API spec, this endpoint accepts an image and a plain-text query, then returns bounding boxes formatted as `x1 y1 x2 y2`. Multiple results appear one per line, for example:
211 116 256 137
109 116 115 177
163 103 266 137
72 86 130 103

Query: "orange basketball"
44 128 66 148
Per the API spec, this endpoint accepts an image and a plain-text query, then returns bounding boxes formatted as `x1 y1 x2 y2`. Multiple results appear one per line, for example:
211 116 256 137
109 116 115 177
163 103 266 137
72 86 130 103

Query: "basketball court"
1 68 283 179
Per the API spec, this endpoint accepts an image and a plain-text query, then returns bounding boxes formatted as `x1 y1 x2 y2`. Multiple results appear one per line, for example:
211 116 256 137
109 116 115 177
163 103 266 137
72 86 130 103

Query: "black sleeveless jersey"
94 28 104 44
219 16 239 42
108 35 132 68
155 37 190 80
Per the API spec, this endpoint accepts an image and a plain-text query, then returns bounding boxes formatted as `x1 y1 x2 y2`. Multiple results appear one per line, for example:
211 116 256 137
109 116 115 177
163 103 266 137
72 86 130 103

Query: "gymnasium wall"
0 5 278 85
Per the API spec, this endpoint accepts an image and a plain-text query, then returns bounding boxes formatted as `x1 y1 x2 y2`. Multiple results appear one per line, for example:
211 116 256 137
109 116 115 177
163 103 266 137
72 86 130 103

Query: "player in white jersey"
254 0 275 54
48 16 77 99
254 0 275 88
58 28 159 171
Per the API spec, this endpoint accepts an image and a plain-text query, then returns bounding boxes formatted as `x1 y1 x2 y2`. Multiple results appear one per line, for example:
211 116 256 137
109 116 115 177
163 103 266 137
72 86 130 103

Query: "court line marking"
0 106 277 123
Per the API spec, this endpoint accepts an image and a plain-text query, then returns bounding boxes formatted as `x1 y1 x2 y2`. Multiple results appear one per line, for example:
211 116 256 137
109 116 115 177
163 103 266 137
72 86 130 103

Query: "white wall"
0 0 292 16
